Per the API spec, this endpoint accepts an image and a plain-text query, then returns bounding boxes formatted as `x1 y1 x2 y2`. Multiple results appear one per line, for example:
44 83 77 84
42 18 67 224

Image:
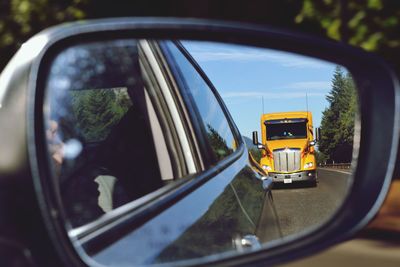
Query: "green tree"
319 66 356 163
71 89 131 141
296 0 400 51
0 0 89 69
319 66 345 162
206 124 234 161
295 0 400 77
315 150 328 165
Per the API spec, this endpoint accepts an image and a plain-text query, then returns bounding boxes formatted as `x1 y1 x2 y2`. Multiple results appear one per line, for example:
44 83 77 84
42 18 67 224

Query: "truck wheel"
309 180 317 187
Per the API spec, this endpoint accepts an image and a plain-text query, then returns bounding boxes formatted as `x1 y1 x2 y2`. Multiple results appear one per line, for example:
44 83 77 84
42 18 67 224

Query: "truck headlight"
304 162 314 169
262 165 272 171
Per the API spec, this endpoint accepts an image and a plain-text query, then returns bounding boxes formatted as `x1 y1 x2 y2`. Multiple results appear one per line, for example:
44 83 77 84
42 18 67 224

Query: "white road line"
319 168 352 175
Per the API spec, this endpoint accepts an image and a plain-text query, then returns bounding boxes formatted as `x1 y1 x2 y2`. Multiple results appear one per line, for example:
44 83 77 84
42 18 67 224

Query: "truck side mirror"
252 131 259 146
315 127 321 142
253 131 266 150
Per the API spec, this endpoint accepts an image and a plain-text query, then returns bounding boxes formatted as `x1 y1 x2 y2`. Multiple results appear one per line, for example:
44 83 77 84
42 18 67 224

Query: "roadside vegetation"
318 66 357 164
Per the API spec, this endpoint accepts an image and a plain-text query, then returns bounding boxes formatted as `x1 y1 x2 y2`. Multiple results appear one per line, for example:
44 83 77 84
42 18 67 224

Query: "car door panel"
90 150 279 265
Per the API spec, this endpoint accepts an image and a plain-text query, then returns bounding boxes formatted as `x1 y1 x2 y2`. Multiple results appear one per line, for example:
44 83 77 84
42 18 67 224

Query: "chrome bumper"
269 170 316 183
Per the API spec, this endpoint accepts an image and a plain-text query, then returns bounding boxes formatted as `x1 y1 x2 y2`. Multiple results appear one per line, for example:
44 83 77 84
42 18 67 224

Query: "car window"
161 41 238 163
44 40 166 227
43 39 240 231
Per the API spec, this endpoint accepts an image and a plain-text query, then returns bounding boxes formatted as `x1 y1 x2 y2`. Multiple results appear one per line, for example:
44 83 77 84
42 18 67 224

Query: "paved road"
271 168 352 237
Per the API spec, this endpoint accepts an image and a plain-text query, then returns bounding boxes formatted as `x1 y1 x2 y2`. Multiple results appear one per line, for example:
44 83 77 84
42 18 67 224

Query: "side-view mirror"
0 17 398 267
315 127 321 142
252 130 259 145
253 131 266 150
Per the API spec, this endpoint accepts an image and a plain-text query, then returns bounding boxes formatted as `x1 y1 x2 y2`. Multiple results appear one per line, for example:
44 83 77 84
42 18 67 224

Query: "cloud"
184 42 329 69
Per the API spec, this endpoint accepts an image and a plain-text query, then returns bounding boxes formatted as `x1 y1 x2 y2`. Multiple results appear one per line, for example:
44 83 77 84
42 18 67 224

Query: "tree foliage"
296 0 400 51
206 124 234 161
1 1 399 73
295 0 400 77
71 88 132 142
0 0 89 69
318 66 357 163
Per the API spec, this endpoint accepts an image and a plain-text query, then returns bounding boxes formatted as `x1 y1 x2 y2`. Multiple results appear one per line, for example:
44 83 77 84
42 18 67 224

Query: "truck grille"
273 148 301 172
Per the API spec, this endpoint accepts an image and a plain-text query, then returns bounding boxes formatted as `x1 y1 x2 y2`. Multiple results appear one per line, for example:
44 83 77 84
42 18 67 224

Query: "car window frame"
138 39 197 179
159 40 243 168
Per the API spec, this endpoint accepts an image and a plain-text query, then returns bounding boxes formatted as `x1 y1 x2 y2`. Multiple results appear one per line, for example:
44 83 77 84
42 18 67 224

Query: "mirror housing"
315 127 321 142
252 131 259 145
0 17 397 267
26 19 400 267
253 131 266 150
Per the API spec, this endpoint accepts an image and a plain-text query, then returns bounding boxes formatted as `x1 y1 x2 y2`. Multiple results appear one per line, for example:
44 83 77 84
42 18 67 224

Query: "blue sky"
183 41 340 138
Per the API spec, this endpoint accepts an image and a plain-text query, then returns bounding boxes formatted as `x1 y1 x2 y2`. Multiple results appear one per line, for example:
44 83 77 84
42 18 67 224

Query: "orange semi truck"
252 111 320 186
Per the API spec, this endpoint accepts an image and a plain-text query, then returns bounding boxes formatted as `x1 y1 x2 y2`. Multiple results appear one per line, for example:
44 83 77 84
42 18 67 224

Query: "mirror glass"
43 39 358 265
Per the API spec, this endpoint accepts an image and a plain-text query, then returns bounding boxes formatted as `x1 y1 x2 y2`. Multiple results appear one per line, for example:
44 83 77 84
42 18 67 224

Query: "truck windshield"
266 122 307 140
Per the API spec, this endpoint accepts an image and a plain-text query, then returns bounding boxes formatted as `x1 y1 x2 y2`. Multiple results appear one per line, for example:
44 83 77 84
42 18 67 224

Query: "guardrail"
319 163 351 169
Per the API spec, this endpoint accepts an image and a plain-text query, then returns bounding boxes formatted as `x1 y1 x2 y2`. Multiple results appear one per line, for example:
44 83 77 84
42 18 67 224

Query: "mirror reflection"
43 39 357 265
185 41 357 237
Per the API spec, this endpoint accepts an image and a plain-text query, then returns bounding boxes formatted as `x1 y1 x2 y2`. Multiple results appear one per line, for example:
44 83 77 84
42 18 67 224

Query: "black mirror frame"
24 18 399 266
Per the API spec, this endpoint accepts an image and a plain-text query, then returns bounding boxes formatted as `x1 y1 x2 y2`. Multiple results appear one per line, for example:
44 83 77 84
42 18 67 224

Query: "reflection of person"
47 101 163 227
47 117 105 226
47 119 114 219
283 131 293 137
46 117 124 225
46 120 64 176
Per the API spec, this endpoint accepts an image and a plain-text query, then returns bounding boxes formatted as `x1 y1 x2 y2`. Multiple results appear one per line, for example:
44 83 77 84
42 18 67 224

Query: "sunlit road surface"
272 168 352 237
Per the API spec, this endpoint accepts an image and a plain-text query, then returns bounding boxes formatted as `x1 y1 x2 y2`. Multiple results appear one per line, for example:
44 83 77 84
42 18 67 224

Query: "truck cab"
253 111 319 186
